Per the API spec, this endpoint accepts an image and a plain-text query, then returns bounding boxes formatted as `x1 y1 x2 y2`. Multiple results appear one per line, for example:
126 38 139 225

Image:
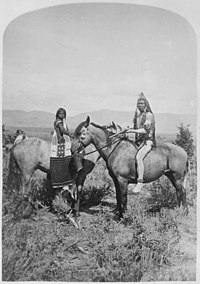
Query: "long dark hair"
56 108 67 119
133 93 153 128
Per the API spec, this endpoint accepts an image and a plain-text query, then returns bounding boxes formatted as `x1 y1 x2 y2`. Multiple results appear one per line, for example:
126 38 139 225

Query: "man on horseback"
128 93 156 194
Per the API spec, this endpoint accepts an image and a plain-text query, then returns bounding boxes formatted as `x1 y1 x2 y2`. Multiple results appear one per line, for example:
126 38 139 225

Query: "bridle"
73 128 128 156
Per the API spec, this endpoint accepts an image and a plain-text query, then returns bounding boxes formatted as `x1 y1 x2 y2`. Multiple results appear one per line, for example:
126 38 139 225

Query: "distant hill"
2 110 55 128
2 109 196 135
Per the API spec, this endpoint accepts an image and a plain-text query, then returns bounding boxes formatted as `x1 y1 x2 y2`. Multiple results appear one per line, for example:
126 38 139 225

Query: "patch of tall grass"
2 148 196 281
86 204 182 282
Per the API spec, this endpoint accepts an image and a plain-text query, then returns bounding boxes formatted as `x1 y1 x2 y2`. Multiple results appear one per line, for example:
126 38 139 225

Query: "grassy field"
2 127 197 281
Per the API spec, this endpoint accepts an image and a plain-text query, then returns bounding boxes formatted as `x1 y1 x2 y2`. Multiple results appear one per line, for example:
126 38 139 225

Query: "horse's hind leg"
166 172 186 207
21 170 34 200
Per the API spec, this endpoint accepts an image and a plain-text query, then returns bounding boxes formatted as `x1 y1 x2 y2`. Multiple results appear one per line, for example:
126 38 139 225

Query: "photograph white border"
0 1 199 283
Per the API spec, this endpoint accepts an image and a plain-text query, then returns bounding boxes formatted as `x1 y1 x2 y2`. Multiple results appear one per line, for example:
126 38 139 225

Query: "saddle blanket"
50 156 73 188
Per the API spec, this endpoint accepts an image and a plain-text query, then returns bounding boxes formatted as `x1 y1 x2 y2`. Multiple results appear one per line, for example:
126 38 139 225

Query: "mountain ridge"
2 109 196 134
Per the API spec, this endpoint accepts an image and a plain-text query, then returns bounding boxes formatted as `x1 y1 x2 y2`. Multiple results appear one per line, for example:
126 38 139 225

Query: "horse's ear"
85 116 90 127
112 121 117 131
117 124 122 131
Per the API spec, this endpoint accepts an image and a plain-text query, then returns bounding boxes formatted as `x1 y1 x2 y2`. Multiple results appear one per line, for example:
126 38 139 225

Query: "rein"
75 129 127 156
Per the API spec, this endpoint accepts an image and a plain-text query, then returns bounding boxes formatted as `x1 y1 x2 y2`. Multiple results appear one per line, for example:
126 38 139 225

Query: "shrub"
174 123 195 158
2 125 23 146
146 177 178 211
81 160 113 207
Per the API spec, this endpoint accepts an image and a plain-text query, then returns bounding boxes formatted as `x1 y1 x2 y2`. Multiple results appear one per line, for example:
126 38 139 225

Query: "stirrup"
137 179 144 183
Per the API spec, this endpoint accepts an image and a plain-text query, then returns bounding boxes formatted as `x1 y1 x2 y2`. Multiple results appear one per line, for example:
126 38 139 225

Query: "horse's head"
14 130 28 145
71 116 91 171
72 116 92 151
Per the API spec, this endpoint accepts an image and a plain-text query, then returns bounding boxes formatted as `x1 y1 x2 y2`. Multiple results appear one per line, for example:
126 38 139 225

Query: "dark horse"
71 117 188 218
7 136 100 215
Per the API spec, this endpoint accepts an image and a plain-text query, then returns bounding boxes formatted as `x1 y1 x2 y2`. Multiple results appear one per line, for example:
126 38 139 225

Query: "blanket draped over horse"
71 116 188 218
50 131 73 188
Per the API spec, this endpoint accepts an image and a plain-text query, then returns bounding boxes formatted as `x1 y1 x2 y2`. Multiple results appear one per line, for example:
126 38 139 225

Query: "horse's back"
139 142 187 182
14 137 49 155
163 142 187 156
162 142 188 172
147 142 187 174
151 142 187 158
13 137 50 171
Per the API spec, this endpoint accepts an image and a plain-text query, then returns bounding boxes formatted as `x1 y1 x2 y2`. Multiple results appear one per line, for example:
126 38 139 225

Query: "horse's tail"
186 159 190 174
183 158 189 189
7 145 21 193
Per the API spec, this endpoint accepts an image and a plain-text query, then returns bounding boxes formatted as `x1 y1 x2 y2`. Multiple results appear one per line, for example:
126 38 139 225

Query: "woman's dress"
50 120 73 188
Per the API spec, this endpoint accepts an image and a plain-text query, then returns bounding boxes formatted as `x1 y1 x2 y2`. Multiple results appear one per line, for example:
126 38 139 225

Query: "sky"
2 2 197 116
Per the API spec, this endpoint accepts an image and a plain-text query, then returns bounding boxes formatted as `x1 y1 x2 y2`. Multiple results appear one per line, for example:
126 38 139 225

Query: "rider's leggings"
136 140 153 182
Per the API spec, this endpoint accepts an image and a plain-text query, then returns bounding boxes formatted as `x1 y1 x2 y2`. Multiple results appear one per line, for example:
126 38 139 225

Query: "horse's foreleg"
74 185 82 217
74 170 88 216
117 176 128 213
109 170 128 218
109 170 123 218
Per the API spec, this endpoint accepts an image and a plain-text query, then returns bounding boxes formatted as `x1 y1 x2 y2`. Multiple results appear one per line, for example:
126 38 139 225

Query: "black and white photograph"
1 0 199 282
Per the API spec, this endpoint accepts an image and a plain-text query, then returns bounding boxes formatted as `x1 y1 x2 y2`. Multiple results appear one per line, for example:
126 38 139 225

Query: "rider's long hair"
55 108 67 119
133 93 153 129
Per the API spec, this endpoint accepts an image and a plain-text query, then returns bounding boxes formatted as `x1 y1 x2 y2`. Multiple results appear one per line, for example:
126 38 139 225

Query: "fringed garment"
50 119 73 188
133 109 156 147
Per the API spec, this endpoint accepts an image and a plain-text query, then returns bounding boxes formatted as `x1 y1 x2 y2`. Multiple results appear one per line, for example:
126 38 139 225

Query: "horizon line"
2 108 197 116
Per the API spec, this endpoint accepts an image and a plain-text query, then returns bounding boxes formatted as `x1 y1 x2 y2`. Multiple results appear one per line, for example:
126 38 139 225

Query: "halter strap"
73 128 129 156
78 136 123 156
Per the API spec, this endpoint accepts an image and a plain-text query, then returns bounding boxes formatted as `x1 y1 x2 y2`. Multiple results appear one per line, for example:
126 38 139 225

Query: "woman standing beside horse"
53 108 73 145
50 107 83 193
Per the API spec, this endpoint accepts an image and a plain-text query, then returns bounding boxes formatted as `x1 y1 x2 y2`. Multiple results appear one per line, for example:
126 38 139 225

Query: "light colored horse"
7 135 100 215
71 117 188 218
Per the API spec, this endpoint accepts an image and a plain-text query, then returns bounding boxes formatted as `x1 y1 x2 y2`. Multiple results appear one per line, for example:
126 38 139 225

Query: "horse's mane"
90 122 107 131
90 122 139 148
74 120 138 148
90 122 112 144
